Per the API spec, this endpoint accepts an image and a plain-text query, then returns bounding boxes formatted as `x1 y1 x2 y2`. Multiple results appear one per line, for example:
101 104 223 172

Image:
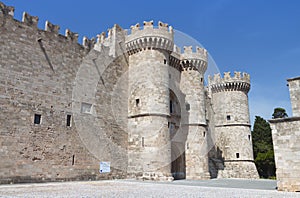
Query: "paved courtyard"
0 179 299 198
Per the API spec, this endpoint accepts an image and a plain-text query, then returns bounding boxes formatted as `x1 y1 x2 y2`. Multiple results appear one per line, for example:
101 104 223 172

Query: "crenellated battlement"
209 72 251 93
181 46 208 73
45 21 60 34
125 20 174 54
181 46 207 60
0 2 14 16
0 1 97 50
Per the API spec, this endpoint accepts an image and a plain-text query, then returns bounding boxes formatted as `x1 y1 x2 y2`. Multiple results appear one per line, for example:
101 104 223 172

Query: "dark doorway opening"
171 143 186 180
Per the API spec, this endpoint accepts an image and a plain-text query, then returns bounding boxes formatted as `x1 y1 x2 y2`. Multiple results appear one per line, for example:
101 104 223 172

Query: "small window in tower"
203 131 206 137
227 115 231 120
248 135 251 141
66 114 72 127
142 137 144 147
236 153 240 158
135 99 140 107
72 155 75 165
170 100 173 113
164 59 167 64
34 114 41 124
200 78 203 82
186 103 190 111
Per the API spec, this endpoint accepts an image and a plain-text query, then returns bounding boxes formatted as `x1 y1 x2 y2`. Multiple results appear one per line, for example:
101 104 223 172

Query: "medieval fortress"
3 2 299 192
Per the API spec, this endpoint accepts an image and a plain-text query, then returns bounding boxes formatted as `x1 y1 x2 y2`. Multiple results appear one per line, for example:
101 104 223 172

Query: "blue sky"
3 0 300 124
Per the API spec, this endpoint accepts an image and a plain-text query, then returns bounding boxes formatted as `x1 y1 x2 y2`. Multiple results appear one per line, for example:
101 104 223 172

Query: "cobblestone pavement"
0 179 300 198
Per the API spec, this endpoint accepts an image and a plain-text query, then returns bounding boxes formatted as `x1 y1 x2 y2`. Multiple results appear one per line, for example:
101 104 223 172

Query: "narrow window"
34 114 41 124
72 155 75 165
200 78 203 82
168 122 170 128
135 99 140 107
164 59 167 64
248 135 251 141
186 103 190 111
203 131 206 137
227 115 231 120
170 100 173 113
66 114 72 127
142 137 144 147
236 153 240 158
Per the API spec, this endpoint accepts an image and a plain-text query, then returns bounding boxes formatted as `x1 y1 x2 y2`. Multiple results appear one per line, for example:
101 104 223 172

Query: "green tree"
272 107 288 119
252 116 276 178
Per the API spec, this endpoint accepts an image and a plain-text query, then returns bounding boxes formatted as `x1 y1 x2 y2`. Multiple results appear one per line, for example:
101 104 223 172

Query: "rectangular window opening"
203 131 206 137
66 114 72 127
142 137 144 147
34 114 41 124
236 153 240 158
135 98 140 107
248 135 251 141
186 103 190 111
72 155 75 165
164 59 167 64
170 100 173 113
226 115 231 120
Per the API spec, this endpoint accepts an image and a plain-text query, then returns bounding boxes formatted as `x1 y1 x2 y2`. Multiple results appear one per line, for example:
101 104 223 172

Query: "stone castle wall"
0 3 128 184
270 118 300 191
270 77 300 192
287 77 300 117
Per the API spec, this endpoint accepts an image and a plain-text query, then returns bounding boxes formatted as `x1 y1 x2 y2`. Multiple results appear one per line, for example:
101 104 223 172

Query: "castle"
0 2 259 183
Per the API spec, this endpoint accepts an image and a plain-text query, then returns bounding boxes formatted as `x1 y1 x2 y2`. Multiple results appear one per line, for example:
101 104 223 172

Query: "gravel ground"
0 179 299 198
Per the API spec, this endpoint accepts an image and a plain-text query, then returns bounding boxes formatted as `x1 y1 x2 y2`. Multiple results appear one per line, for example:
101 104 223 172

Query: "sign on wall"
100 162 110 173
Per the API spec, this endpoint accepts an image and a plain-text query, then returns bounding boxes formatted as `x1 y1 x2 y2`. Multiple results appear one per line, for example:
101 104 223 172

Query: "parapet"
22 12 38 27
45 21 60 34
125 20 174 54
0 1 14 17
0 1 97 50
181 46 207 60
181 46 208 73
209 72 251 93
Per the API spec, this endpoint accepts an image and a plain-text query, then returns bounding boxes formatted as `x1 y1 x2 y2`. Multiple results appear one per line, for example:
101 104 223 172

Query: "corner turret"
181 46 207 73
208 71 259 179
209 72 250 94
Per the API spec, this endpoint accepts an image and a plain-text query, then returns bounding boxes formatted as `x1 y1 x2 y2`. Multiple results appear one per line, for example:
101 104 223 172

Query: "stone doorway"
171 143 186 180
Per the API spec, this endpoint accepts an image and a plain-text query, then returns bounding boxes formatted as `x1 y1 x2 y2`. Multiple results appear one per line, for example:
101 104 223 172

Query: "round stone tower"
180 46 210 179
125 20 174 180
208 72 259 178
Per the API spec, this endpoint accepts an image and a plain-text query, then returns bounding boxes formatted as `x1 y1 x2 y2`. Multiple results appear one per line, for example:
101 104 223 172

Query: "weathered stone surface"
0 3 127 184
270 77 300 192
0 1 259 184
208 72 259 179
287 77 300 117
